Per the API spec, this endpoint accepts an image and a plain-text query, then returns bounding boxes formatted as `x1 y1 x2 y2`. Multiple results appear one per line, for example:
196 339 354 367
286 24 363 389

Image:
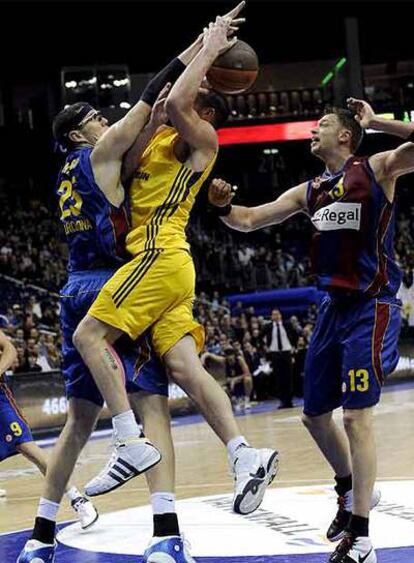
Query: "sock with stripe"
151 492 179 537
32 498 59 544
347 514 369 537
334 474 353 497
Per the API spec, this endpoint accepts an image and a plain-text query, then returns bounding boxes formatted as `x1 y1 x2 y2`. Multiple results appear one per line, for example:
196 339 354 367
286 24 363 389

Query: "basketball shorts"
60 269 168 407
0 381 33 461
304 294 401 416
88 249 204 357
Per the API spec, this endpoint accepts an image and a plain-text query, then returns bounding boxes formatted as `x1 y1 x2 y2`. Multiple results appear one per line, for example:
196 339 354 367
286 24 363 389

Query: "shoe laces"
72 496 87 511
337 495 346 512
231 445 258 479
336 532 357 555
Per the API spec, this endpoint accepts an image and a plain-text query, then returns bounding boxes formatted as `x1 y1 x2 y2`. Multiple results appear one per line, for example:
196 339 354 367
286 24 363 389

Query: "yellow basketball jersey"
126 127 217 255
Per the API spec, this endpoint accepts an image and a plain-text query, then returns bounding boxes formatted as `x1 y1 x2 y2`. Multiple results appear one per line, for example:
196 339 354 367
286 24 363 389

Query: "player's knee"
166 356 191 384
301 412 314 428
73 317 98 353
301 411 331 429
343 409 372 436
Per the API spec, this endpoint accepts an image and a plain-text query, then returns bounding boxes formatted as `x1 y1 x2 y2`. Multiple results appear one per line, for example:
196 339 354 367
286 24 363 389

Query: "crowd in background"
1 180 414 403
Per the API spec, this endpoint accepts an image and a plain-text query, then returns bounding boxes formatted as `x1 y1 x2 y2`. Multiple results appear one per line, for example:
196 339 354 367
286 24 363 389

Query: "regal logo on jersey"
311 202 362 231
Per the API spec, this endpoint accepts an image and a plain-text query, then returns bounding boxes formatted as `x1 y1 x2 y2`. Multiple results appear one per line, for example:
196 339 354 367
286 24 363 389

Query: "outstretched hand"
347 97 376 129
203 17 239 56
208 178 237 207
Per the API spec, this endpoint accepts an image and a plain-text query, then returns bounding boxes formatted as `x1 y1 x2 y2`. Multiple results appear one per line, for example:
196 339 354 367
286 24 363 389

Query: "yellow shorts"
88 248 204 357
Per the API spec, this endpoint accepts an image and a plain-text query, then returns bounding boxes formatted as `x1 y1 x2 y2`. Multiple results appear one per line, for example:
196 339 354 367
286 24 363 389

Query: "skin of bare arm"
0 330 17 374
208 178 309 232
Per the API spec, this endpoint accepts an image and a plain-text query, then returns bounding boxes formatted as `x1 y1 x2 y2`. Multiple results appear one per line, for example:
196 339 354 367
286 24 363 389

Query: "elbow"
242 216 255 233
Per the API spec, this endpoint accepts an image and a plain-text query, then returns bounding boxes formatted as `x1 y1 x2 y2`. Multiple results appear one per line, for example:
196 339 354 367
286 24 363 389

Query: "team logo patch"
5 434 12 443
311 202 362 231
342 382 347 393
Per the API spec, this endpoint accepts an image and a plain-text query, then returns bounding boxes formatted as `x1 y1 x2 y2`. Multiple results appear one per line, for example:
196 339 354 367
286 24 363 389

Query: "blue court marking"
1 529 413 563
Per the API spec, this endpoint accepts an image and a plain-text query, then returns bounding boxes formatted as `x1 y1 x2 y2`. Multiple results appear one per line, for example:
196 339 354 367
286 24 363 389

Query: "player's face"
76 110 109 144
310 114 342 158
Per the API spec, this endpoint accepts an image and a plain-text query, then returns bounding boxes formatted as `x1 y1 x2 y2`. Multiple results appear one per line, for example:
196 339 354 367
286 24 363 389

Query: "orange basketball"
206 40 259 95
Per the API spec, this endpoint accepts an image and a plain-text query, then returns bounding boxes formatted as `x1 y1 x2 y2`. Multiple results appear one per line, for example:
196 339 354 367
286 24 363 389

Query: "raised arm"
93 36 204 166
208 178 308 232
0 330 17 375
347 98 414 196
166 8 244 160
347 97 414 140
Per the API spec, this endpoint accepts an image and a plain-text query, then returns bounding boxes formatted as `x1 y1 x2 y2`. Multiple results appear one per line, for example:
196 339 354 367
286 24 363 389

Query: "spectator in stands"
302 322 314 344
45 343 61 369
287 315 303 346
261 308 294 408
244 341 270 401
203 347 253 412
26 354 42 373
304 302 318 326
232 300 245 317
292 336 307 398
27 295 42 320
398 267 414 338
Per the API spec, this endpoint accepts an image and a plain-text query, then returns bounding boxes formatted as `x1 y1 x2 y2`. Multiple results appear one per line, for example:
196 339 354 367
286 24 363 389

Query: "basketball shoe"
85 436 161 496
231 445 279 514
71 496 99 529
328 533 376 563
143 535 195 562
17 539 56 562
327 489 381 542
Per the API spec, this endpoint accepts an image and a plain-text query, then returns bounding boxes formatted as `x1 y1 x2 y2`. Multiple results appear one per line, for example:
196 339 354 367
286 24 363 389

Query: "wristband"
141 58 186 106
210 204 233 217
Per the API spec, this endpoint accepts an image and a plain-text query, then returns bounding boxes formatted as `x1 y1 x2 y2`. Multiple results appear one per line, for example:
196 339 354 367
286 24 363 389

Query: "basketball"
206 40 259 95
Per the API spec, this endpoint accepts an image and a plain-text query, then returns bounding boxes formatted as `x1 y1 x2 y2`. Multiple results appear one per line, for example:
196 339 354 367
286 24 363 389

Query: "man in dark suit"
261 308 294 408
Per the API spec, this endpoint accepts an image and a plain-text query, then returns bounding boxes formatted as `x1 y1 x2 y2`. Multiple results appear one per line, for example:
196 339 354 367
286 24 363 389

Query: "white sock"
37 498 60 522
113 410 141 440
227 435 250 461
151 492 176 514
65 487 81 502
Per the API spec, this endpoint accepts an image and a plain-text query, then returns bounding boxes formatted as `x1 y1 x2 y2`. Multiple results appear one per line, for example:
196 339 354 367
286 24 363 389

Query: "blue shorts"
60 270 169 407
0 380 33 461
304 294 401 417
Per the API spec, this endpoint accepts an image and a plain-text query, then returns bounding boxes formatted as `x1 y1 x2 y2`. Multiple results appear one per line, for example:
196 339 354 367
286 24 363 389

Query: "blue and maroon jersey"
55 147 131 272
306 155 401 297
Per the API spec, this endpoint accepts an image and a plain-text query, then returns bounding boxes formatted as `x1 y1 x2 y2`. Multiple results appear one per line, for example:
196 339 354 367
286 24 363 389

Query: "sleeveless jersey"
126 127 217 255
56 147 131 272
306 155 401 297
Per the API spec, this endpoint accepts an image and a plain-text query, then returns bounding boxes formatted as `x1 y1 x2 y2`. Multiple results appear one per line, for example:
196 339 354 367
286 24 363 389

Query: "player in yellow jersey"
74 13 279 520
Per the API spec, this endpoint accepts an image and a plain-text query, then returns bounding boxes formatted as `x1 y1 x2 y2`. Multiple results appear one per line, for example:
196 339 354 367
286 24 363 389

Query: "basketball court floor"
1 382 413 562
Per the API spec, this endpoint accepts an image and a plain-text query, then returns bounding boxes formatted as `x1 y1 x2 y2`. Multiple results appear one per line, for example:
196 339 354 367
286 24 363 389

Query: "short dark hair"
197 90 230 129
325 106 363 153
52 102 95 149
